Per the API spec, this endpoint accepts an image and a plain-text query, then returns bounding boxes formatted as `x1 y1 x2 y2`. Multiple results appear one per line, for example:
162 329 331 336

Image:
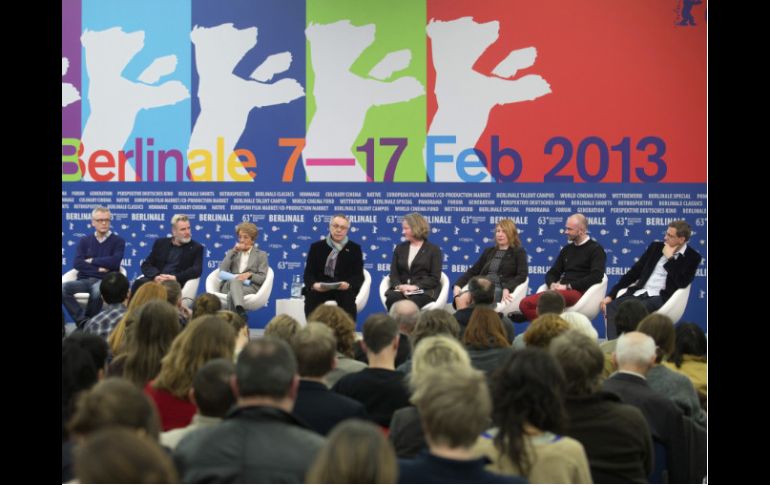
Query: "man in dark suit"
601 220 701 339
131 214 204 297
303 214 364 320
602 331 695 483
291 323 368 435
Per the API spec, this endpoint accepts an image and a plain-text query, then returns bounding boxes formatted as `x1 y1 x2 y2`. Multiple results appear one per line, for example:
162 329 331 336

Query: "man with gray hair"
602 332 693 483
131 214 204 297
303 214 364 320
176 338 325 483
62 207 126 327
550 330 651 483
517 213 606 321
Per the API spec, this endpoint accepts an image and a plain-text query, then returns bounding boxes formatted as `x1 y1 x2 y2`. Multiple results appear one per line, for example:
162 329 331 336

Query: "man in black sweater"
518 213 606 321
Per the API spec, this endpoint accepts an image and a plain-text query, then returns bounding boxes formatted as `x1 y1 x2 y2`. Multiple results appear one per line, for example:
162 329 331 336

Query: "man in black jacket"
130 214 204 297
601 220 701 339
303 214 364 320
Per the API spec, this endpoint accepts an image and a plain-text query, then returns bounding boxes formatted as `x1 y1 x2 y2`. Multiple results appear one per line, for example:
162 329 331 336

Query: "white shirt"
238 247 252 273
634 243 688 297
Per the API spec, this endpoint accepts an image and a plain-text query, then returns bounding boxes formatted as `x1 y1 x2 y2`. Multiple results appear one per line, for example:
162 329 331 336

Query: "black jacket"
608 241 701 303
304 239 364 294
454 245 527 292
388 240 443 298
140 238 203 288
174 405 325 483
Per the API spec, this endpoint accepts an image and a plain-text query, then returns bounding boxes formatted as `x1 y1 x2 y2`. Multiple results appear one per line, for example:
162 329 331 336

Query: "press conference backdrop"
62 0 707 337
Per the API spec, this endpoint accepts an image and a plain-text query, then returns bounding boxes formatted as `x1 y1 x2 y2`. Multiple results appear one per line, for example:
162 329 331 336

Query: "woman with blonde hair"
384 212 444 310
390 334 472 458
217 310 249 357
307 419 397 484
145 315 236 431
308 305 367 387
107 282 167 356
454 218 528 306
264 313 300 343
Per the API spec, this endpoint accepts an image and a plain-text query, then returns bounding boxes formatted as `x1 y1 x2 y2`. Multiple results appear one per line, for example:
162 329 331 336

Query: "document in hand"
404 289 424 296
319 282 342 290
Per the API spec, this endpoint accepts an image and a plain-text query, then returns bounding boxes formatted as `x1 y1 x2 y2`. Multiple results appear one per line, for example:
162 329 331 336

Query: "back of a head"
524 314 570 348
308 305 357 357
236 338 297 399
671 322 707 367
62 334 110 436
560 311 598 341
549 330 605 396
463 307 509 349
68 378 161 440
537 290 566 316
124 300 181 387
636 313 675 363
192 358 236 418
411 335 471 384
128 282 168 311
411 309 461 350
192 293 222 319
291 323 337 378
411 365 491 449
491 348 567 475
99 271 130 305
160 280 182 306
264 314 300 343
363 313 399 354
306 419 397 484
615 299 649 335
615 332 656 371
217 310 246 334
389 299 420 334
75 427 178 483
468 276 495 305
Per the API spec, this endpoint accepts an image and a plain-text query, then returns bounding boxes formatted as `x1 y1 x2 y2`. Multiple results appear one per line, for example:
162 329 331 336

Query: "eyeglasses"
331 223 349 231
93 219 111 223
664 232 679 239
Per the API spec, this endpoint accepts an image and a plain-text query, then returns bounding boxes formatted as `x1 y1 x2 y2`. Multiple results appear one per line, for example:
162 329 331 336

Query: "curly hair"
524 313 570 348
308 305 357 358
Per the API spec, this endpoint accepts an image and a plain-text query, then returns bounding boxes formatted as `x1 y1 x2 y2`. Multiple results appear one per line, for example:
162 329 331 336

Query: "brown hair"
291 323 337 377
192 293 222 319
411 309 461 350
524 314 570 348
636 313 676 363
235 221 258 240
308 305 357 358
264 314 300 343
108 282 168 355
152 316 236 399
123 300 181 388
669 220 692 241
306 419 397 483
463 307 509 349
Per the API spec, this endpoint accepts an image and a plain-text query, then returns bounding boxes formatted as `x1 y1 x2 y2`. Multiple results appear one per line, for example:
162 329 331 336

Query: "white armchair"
180 277 200 309
537 274 608 321
324 269 372 314
460 277 529 315
205 267 274 312
616 283 692 324
379 272 451 311
61 267 128 309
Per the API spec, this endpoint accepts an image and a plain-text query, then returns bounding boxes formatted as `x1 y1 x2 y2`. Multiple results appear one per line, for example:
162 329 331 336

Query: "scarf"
324 235 348 278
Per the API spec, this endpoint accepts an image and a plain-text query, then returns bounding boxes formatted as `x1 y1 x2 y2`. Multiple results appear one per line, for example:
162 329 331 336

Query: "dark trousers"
605 292 664 339
305 289 358 321
384 289 435 311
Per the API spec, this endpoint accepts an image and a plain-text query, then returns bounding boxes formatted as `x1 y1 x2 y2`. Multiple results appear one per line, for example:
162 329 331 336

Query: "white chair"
460 277 529 315
323 269 372 313
616 283 692 324
379 272 451 311
62 267 128 309
205 267 274 312
536 274 608 321
180 277 200 309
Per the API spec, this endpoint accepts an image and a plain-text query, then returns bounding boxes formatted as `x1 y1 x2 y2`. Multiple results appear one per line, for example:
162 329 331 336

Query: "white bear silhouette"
62 57 80 108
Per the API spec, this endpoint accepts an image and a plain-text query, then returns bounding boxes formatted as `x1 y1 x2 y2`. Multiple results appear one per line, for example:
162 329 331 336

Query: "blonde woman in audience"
472 348 592 483
107 282 167 356
307 419 398 484
523 313 570 349
396 309 462 375
217 310 250 357
637 314 706 427
308 304 367 387
264 313 300 343
146 315 236 431
663 322 707 407
389 334 472 458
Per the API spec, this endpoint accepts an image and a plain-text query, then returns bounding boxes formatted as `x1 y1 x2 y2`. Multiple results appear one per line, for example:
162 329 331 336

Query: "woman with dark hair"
663 322 707 406
384 212 443 310
462 307 513 376
472 348 591 483
453 218 528 306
